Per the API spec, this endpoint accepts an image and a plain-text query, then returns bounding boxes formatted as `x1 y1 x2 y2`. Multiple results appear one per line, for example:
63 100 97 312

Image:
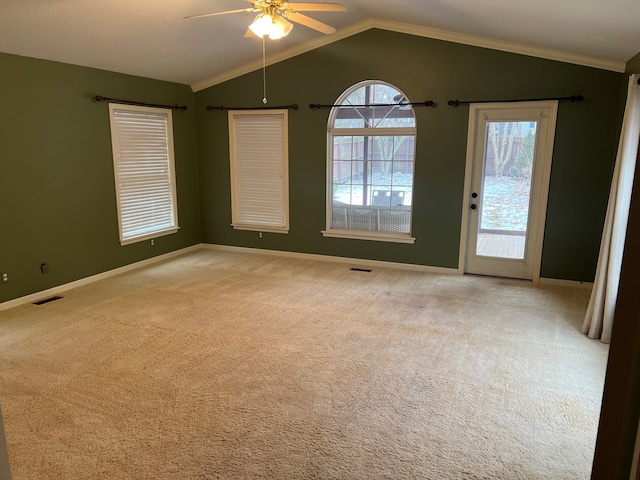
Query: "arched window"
323 81 417 243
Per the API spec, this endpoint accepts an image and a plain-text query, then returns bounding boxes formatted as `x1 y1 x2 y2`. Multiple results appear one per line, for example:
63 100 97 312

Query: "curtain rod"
447 95 584 107
207 104 299 111
309 100 435 109
94 95 188 110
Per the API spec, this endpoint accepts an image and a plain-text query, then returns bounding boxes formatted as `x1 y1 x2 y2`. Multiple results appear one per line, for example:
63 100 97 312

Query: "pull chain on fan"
185 1 347 103
262 36 267 104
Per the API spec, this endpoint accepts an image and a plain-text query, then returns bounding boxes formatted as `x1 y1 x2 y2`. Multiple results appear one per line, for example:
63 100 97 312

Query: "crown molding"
191 18 626 92
374 19 626 74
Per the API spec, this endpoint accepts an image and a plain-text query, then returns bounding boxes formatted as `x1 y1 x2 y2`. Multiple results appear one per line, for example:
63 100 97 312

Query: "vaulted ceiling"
1 0 638 91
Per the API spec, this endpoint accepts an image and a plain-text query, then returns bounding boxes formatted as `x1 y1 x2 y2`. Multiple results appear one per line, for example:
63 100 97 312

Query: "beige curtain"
583 74 640 343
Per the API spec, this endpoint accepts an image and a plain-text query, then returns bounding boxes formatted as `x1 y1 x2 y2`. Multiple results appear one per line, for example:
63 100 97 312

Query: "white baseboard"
0 245 202 312
202 244 460 275
1 244 593 312
203 246 599 287
539 277 594 289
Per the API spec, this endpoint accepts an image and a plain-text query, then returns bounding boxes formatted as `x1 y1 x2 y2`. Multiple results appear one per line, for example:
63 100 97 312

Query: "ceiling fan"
185 0 347 39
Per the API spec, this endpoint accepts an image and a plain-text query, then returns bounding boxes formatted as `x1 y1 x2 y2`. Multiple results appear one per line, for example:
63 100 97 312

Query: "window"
228 110 289 233
109 104 179 245
323 81 417 243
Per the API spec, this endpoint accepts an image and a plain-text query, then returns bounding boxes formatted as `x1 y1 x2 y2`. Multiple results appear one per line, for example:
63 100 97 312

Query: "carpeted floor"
0 249 609 479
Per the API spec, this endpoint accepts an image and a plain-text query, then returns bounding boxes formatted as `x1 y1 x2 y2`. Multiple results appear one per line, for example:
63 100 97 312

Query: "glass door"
463 102 558 280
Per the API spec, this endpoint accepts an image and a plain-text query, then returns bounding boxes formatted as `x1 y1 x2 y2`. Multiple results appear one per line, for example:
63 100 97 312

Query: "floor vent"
33 296 63 306
350 268 372 272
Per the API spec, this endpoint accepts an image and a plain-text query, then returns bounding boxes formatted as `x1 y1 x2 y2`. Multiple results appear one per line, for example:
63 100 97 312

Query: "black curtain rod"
207 104 299 111
94 95 188 110
447 95 584 107
310 100 435 109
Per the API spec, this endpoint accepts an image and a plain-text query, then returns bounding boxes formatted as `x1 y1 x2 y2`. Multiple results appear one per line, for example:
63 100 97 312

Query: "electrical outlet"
1 273 7 283
41 263 50 274
151 239 155 246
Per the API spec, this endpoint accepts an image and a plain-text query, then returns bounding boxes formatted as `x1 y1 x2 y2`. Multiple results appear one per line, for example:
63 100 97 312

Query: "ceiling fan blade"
288 3 347 12
184 8 255 20
287 12 336 34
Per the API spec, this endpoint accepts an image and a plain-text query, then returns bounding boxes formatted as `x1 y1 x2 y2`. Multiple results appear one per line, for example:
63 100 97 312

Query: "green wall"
196 29 625 281
0 53 202 303
0 29 628 305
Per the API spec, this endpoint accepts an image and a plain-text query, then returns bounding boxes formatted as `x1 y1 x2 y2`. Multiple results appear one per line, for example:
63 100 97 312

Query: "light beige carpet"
0 249 609 479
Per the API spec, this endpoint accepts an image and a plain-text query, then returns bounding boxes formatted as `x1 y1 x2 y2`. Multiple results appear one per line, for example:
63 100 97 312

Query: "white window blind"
229 110 289 233
109 104 179 245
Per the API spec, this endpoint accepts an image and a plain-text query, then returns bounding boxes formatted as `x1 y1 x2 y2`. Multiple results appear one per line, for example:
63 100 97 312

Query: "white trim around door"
458 101 558 281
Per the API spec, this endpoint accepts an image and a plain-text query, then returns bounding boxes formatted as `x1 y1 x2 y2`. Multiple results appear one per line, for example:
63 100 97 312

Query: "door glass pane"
476 121 538 259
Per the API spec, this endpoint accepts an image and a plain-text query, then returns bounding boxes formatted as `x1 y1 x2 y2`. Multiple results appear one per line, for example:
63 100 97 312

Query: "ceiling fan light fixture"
271 15 293 39
248 14 271 38
249 12 292 40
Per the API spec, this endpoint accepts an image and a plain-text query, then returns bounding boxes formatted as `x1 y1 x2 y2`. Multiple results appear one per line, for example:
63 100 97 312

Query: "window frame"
228 109 290 234
108 103 179 246
322 81 417 244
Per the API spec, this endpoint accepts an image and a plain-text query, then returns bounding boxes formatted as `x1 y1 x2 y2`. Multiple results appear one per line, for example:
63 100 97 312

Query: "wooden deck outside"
476 232 526 259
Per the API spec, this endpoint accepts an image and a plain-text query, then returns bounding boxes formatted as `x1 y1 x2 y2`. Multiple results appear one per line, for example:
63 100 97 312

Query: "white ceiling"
1 0 638 91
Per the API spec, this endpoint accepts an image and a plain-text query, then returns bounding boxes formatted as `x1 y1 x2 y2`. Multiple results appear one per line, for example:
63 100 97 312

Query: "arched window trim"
322 80 417 244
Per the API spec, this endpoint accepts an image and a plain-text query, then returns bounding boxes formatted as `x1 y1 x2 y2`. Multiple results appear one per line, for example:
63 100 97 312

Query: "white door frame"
458 101 558 282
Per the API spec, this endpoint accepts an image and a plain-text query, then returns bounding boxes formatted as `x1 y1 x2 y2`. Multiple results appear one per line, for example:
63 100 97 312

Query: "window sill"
232 224 289 234
120 227 179 246
322 229 416 244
